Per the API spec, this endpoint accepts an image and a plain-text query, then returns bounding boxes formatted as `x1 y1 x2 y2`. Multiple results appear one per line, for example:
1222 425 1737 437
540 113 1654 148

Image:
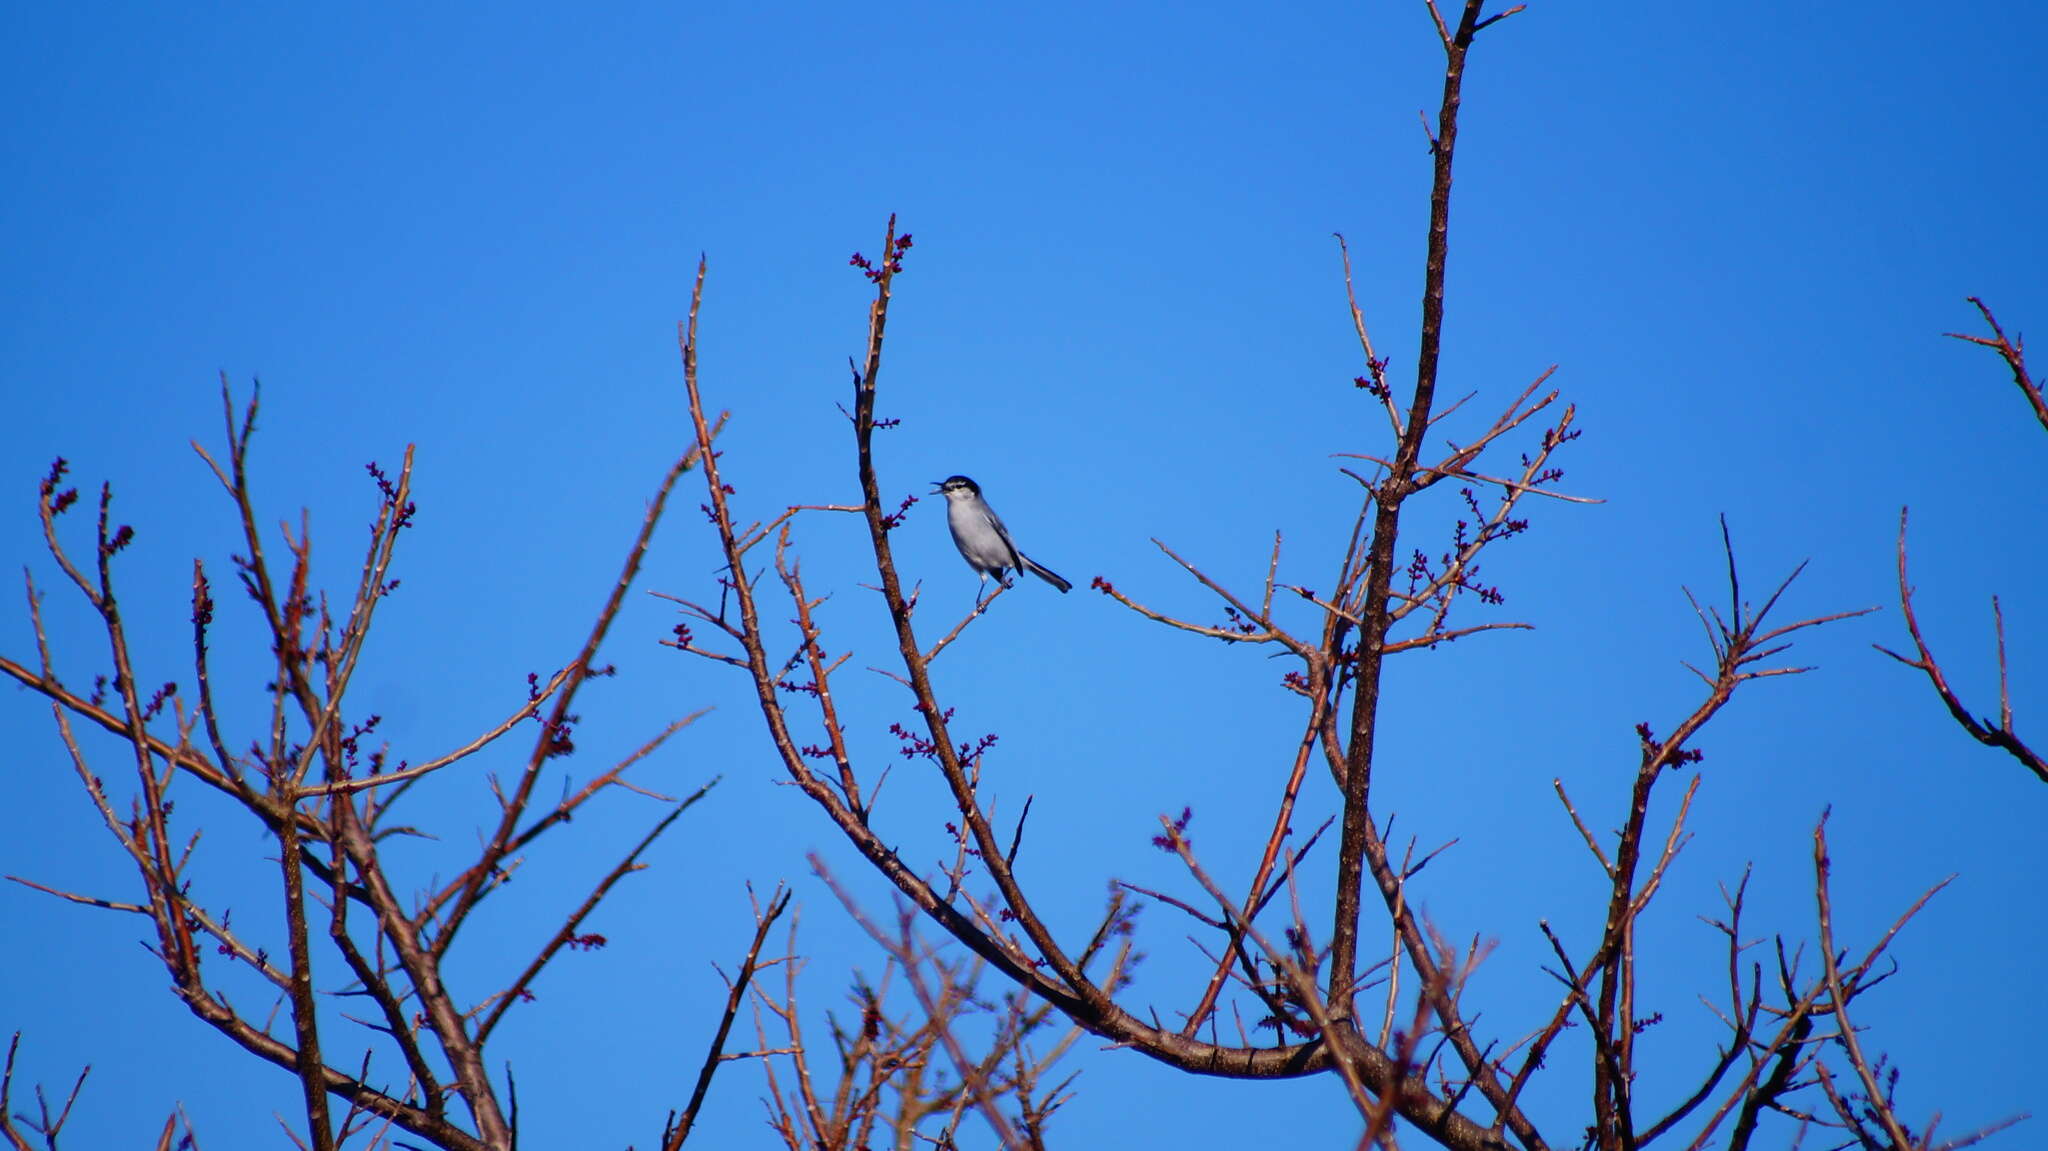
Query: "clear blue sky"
3 2 2042 1147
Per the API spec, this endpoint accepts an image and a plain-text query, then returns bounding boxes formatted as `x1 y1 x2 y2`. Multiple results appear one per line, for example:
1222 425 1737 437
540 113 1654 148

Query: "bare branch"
663 885 793 1150
1878 508 2045 782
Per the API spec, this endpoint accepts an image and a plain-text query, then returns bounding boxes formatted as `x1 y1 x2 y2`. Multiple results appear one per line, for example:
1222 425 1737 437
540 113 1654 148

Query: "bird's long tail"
1023 556 1072 593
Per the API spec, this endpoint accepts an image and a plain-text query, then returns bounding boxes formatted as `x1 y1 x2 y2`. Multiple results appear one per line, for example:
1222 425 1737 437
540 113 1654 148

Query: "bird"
931 475 1072 598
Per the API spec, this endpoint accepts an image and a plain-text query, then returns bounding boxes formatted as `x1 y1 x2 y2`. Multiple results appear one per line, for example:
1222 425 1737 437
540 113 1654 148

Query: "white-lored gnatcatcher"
932 475 1072 599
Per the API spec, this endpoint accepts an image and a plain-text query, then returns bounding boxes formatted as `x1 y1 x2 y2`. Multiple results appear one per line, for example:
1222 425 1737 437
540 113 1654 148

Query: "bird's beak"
929 480 945 492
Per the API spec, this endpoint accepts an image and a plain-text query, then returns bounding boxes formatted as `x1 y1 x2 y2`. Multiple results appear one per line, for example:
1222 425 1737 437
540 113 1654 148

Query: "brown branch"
1328 33 1522 1148
1945 297 2045 433
298 666 577 797
774 536 866 814
274 778 338 1151
1633 875 1756 1144
2 1032 88 1151
1812 814 1913 1151
1180 663 1335 1036
1334 231 1402 438
1878 509 2045 782
1718 969 1817 1151
1555 530 1863 1151
4 875 149 915
663 885 793 1150
425 430 718 954
327 839 444 1124
1154 819 1377 1121
1092 536 1312 655
0 647 281 816
477 780 719 1044
923 581 1009 662
1157 817 1497 1151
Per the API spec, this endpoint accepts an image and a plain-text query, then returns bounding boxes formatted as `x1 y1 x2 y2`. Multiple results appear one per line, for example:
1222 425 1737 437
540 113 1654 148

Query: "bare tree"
1 385 742 1149
659 4 2030 1150
4 4 2034 1150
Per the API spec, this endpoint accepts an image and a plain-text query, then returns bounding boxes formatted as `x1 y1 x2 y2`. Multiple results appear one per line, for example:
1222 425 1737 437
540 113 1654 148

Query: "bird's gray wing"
982 507 1025 571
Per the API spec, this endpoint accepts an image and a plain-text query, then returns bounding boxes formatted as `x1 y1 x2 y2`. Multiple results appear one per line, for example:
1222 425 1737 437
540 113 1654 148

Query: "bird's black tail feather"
1023 556 1072 593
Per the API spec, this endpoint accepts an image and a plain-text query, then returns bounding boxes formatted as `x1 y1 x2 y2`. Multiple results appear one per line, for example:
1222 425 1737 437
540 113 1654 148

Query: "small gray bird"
932 475 1072 598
